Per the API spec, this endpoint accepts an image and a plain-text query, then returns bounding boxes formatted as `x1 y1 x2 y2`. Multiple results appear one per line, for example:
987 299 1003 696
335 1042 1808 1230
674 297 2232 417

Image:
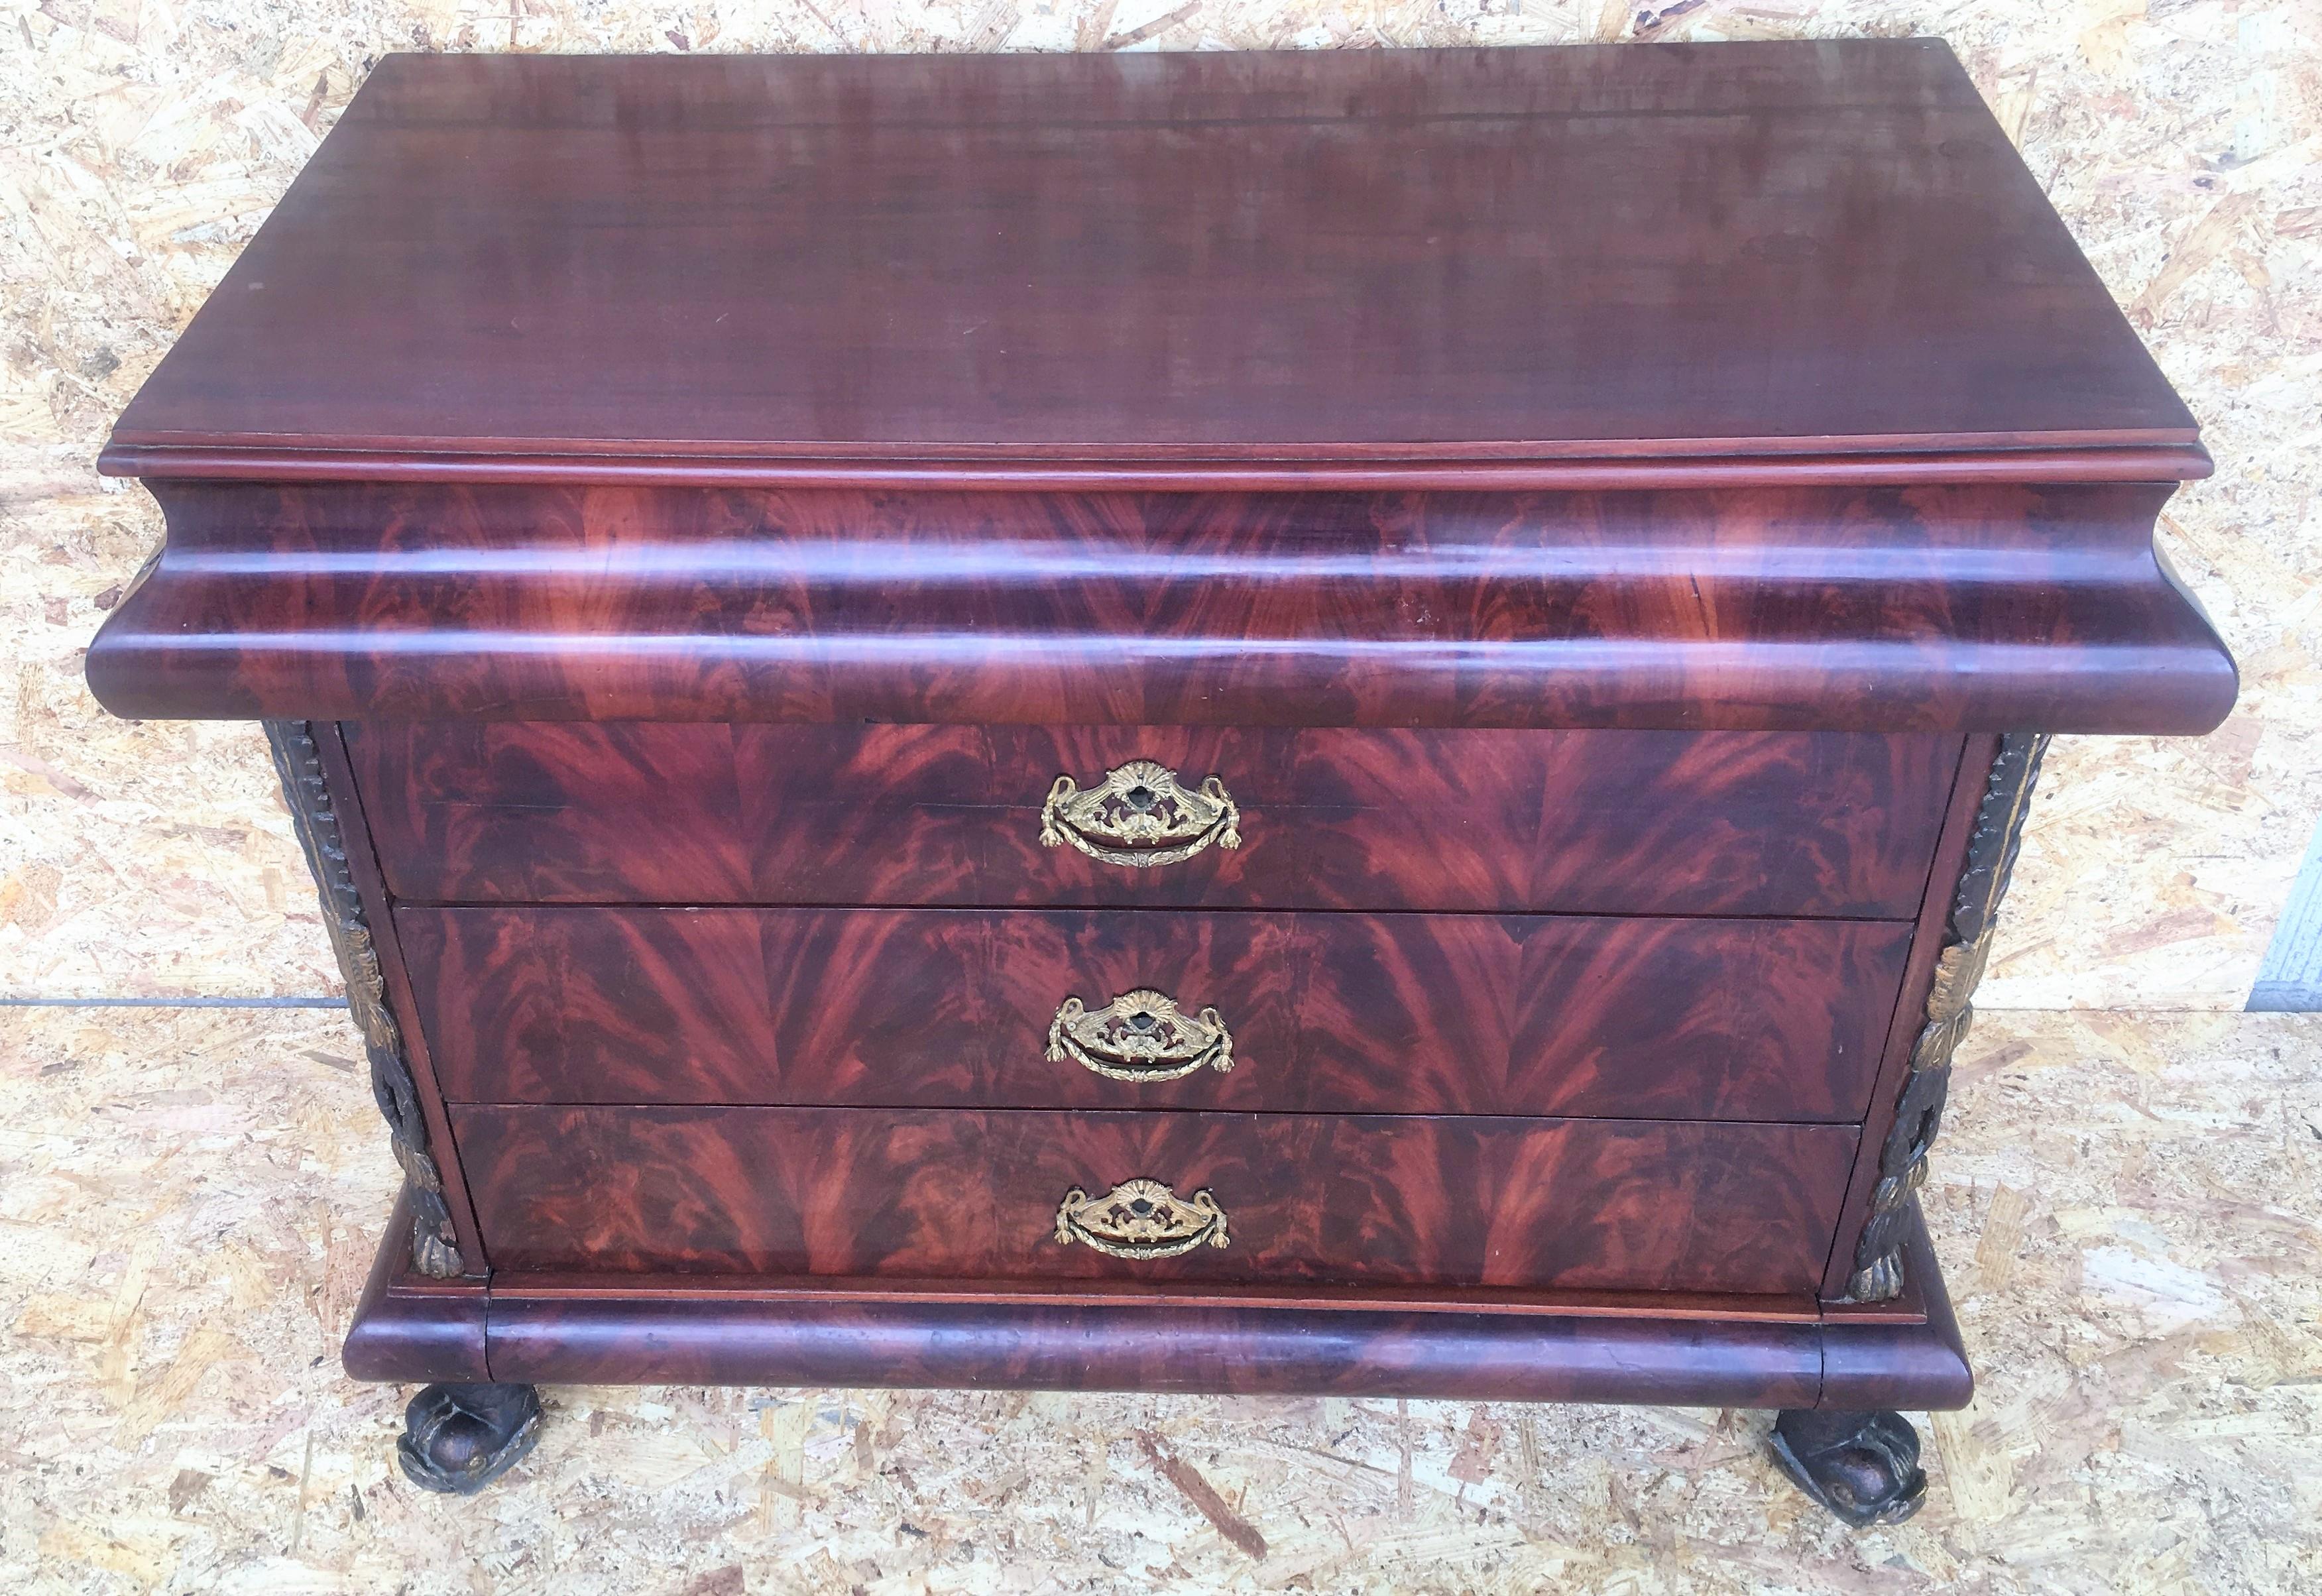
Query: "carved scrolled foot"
396 1382 543 1495
1769 1408 1927 1527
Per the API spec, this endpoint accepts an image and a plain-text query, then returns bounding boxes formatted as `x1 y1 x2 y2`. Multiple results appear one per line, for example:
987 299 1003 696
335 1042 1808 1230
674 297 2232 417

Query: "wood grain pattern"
266 720 467 1276
341 1192 1971 1408
339 1191 489 1383
447 1107 1857 1293
310 721 490 1275
105 46 2193 464
349 722 1959 916
400 905 1911 1122
80 42 2235 1423
478 1287 1971 1409
1821 734 1997 1300
485 1295 1832 1406
1821 1208 1973 1412
87 481 2235 734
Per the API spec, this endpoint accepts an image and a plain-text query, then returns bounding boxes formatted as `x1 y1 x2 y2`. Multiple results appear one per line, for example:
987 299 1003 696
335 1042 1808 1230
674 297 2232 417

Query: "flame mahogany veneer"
90 479 2232 732
448 1106 1858 1290
91 44 2233 1442
399 905 1912 1121
347 722 1957 915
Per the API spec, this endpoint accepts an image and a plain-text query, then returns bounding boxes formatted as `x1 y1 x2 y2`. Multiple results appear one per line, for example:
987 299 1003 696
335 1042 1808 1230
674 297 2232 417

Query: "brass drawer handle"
1048 988 1235 1082
1039 760 1241 868
1055 1179 1230 1259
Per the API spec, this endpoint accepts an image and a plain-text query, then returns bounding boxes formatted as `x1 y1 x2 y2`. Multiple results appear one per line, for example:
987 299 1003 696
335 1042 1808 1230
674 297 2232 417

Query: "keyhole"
1127 1009 1159 1033
1129 1198 1155 1218
1124 784 1157 812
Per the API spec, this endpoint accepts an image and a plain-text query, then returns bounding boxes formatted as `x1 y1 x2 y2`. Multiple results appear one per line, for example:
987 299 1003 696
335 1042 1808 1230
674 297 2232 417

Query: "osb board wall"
3 0 2319 1007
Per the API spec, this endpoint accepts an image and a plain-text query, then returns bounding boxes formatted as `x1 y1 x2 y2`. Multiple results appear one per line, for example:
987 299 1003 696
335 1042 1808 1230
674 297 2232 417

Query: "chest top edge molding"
86 477 2236 735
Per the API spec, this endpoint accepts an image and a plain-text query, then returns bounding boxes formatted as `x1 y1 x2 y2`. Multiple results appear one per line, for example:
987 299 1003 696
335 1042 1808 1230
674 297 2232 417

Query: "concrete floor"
3 1003 2314 1595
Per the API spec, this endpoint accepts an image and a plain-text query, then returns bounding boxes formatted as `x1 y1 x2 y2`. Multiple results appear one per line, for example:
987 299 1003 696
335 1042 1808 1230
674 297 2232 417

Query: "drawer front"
404 906 1910 1121
451 1106 1857 1293
348 723 1959 916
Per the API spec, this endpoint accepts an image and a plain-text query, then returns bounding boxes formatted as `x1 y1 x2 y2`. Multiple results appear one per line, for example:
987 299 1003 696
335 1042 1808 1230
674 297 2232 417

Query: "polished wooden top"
107 41 2196 476
89 45 2233 732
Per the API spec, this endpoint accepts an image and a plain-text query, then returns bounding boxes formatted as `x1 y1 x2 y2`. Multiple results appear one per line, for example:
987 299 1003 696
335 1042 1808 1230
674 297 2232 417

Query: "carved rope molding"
1848 732 2052 1302
264 720 463 1279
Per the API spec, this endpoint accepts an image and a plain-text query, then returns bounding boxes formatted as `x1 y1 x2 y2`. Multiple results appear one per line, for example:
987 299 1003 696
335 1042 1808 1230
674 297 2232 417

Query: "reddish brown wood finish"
348 722 1957 916
86 481 2233 733
479 1273 1826 1321
91 42 2231 1422
484 1295 1831 1406
478 1290 1966 1408
107 46 2191 464
401 905 1910 1122
90 442 2214 490
341 1194 1969 1409
1820 734 1999 1300
1821 1208 1972 1410
311 721 489 1275
446 1107 1856 1294
341 1193 490 1382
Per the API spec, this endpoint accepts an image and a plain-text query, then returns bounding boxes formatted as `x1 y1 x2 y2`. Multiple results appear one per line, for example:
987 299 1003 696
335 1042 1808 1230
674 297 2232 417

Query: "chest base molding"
347 1198 1967 1412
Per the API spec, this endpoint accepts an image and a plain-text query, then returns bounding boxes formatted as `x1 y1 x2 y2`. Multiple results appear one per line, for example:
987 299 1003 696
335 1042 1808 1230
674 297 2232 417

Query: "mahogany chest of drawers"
87 43 2235 1520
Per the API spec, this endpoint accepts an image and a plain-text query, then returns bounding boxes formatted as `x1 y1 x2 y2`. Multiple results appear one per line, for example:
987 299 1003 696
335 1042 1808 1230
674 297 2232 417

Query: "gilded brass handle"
1048 988 1234 1082
1054 1179 1230 1259
1038 760 1241 868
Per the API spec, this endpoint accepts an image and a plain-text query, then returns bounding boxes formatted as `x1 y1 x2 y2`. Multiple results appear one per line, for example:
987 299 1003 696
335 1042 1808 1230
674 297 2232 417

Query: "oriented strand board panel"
3 1004 2315 1591
3 1 2318 1009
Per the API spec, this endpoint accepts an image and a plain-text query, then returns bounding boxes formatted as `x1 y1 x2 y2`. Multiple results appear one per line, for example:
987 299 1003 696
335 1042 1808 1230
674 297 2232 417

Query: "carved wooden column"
263 718 464 1280
1849 732 2050 1302
1771 732 2051 1526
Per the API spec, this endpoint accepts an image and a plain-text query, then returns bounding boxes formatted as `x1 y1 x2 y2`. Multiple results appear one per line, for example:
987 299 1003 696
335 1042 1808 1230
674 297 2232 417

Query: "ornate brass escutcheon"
1054 1178 1230 1259
1039 760 1241 868
1048 988 1235 1082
